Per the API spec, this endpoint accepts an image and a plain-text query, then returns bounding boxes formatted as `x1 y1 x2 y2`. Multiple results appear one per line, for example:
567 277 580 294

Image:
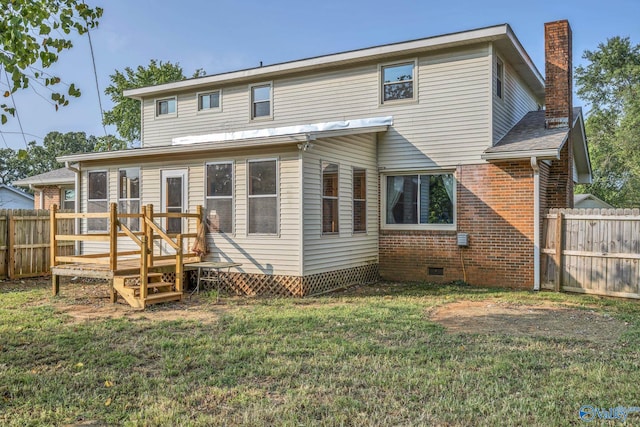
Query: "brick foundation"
380 162 535 289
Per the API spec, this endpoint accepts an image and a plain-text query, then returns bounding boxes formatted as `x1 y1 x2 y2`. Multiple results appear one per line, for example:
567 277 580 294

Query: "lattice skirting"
203 263 379 297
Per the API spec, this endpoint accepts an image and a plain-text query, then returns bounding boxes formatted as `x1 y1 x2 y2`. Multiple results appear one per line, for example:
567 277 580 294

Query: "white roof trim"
481 148 561 161
172 116 393 145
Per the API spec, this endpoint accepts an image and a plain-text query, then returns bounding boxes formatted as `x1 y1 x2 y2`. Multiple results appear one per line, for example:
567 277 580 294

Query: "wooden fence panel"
0 209 74 279
542 208 640 299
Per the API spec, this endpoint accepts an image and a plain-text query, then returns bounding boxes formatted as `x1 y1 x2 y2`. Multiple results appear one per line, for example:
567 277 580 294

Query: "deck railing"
50 203 203 295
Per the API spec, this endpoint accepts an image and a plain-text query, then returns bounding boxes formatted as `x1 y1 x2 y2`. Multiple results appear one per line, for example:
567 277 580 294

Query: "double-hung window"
385 173 455 227
250 83 272 119
322 162 339 234
381 62 415 103
62 189 75 211
248 159 277 234
87 171 108 232
156 97 176 116
206 162 233 233
118 168 140 231
353 168 366 233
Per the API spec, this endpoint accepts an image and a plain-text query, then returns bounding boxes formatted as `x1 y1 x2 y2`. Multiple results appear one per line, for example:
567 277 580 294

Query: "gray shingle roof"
13 167 75 186
484 107 582 156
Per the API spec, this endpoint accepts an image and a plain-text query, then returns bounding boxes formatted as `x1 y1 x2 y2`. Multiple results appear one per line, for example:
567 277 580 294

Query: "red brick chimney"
545 20 573 128
544 20 574 208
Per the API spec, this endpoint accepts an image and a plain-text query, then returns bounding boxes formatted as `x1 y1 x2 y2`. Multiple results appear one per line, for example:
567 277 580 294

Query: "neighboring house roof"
482 107 592 183
58 117 392 163
0 184 34 203
123 24 544 101
574 193 613 209
13 168 75 187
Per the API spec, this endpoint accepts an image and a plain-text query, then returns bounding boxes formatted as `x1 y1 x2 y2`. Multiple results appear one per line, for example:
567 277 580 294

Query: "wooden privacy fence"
542 208 640 299
0 209 74 279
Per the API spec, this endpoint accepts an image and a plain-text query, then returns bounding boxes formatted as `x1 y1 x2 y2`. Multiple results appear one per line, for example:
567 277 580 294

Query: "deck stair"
112 272 182 309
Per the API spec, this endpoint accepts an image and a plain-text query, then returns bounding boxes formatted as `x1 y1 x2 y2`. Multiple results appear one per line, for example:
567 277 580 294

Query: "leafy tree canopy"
575 36 640 207
103 60 205 143
0 0 102 124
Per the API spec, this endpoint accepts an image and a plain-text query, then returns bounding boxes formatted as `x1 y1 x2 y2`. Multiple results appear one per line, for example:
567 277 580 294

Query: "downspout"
65 161 81 255
531 156 540 291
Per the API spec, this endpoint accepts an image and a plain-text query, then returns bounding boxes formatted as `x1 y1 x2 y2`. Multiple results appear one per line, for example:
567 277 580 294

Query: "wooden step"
144 291 183 306
128 281 174 296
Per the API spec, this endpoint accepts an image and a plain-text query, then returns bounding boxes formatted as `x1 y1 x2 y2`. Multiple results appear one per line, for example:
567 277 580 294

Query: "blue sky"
1 0 639 151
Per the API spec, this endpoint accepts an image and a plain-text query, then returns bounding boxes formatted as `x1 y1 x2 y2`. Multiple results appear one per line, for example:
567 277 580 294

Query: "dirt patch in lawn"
430 300 627 344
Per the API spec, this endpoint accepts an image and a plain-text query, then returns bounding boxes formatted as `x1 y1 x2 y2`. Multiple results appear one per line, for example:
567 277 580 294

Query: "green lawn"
1 280 639 426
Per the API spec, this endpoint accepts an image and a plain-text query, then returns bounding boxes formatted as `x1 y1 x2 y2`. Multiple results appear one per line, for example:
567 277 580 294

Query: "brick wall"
380 161 535 288
33 186 61 210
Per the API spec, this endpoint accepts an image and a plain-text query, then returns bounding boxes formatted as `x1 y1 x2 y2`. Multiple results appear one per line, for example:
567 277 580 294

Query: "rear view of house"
57 20 590 297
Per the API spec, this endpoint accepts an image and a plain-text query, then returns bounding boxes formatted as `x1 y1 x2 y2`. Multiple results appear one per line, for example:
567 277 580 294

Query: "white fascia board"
481 148 561 161
124 25 510 99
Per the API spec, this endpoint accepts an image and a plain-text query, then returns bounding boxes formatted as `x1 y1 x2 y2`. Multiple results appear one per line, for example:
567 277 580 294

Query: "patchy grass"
0 280 639 426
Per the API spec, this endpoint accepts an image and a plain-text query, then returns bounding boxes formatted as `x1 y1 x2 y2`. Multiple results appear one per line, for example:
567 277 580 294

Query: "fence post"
50 204 59 296
554 211 564 292
7 210 15 279
109 202 118 272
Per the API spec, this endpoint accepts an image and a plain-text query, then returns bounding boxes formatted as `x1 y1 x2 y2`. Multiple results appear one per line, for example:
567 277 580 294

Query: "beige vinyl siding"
492 49 541 143
141 45 492 168
302 134 378 275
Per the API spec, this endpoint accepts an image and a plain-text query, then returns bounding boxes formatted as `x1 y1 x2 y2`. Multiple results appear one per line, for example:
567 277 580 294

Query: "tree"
0 0 103 124
103 60 205 144
575 36 640 207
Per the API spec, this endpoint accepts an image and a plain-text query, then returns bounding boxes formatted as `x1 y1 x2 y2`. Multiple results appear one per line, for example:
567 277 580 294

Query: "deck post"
175 234 183 292
196 205 203 261
554 211 564 292
109 202 118 272
147 204 154 268
141 236 149 302
50 204 59 296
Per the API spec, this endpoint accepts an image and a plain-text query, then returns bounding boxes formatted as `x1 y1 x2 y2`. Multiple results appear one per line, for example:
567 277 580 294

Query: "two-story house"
59 20 590 296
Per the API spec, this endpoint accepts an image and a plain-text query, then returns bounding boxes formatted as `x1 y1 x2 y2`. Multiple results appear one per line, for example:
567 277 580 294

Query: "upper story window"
156 97 177 116
206 162 233 233
251 83 272 119
248 159 277 234
198 91 221 112
381 62 415 103
118 167 140 231
353 168 366 233
87 170 108 232
322 162 339 234
384 172 455 229
496 57 504 99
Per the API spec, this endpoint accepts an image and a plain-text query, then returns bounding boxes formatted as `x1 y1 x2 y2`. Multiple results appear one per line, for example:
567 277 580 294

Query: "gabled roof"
482 107 592 183
0 184 34 201
574 193 613 208
123 24 544 100
13 168 75 187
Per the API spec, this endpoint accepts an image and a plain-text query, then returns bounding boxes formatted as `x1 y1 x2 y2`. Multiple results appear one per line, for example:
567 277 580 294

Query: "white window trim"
87 169 108 233
61 187 75 211
380 170 456 231
378 59 418 106
117 167 141 231
321 161 340 236
155 96 177 118
495 56 505 101
249 81 273 121
197 90 222 114
205 160 234 234
352 167 367 234
247 157 279 236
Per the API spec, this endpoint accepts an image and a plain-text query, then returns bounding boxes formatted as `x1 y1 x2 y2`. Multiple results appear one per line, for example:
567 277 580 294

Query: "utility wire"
86 25 107 136
3 69 29 149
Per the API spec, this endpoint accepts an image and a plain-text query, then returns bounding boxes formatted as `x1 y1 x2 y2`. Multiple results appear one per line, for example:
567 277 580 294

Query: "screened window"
206 162 233 233
156 97 176 116
322 162 339 234
199 91 221 111
87 171 107 231
353 168 366 233
118 168 140 231
251 84 271 119
382 62 414 102
62 189 75 211
385 173 454 225
496 57 504 99
248 159 277 234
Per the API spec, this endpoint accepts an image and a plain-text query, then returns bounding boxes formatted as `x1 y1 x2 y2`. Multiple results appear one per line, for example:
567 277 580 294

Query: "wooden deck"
51 257 200 279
